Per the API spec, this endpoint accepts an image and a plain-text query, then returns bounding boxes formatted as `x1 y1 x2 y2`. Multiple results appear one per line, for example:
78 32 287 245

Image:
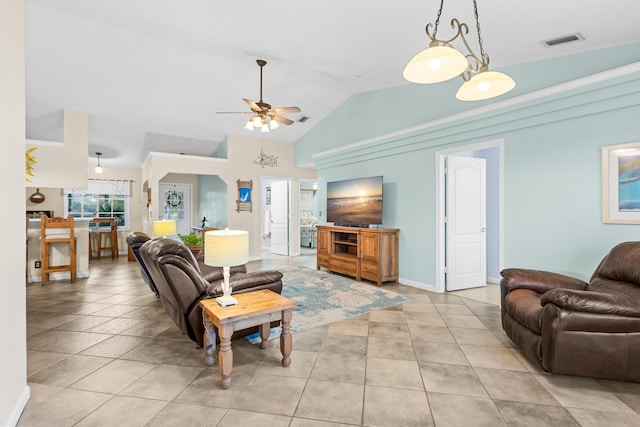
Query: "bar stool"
89 218 118 259
40 216 76 285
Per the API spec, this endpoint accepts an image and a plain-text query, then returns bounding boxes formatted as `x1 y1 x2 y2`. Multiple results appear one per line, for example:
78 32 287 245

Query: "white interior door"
159 183 192 236
270 180 289 255
446 155 487 291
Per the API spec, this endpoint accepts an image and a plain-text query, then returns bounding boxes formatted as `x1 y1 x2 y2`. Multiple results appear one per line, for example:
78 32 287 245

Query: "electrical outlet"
34 261 41 269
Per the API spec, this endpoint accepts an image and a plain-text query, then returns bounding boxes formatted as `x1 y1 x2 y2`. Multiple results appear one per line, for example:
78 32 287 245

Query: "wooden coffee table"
200 289 296 389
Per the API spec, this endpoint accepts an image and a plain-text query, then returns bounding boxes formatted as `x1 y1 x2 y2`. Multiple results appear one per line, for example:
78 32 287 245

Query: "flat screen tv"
327 175 383 226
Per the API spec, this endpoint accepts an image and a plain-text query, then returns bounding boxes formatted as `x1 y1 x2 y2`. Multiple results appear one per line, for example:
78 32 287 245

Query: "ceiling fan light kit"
218 59 301 131
404 0 515 101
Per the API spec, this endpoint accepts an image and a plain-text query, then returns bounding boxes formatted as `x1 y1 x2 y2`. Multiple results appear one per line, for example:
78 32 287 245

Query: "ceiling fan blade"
272 115 294 125
243 98 261 111
270 106 301 114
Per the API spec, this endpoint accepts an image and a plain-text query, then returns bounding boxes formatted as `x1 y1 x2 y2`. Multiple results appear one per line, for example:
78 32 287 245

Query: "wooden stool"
40 216 76 285
90 218 118 259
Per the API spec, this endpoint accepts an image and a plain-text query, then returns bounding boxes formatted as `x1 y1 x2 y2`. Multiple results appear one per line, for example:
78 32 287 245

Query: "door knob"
481 227 486 232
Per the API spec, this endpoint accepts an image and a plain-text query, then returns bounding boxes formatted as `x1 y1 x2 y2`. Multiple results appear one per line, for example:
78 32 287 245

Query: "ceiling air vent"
298 116 310 123
542 33 584 47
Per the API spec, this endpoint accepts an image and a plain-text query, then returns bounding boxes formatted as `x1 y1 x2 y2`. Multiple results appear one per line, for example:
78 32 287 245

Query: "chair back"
590 241 640 288
139 237 209 343
41 215 74 240
126 232 158 296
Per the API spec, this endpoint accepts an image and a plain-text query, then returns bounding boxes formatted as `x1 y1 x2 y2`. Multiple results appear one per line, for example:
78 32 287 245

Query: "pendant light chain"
432 0 445 39
473 0 486 59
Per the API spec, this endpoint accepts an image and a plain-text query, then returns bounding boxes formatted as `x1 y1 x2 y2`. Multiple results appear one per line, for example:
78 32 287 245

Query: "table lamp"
204 228 249 307
153 219 176 238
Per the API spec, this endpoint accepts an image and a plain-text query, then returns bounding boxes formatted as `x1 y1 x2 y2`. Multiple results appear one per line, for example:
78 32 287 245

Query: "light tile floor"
18 251 640 426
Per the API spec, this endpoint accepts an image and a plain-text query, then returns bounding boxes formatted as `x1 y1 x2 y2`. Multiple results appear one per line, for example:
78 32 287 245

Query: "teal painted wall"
198 175 227 229
296 46 640 287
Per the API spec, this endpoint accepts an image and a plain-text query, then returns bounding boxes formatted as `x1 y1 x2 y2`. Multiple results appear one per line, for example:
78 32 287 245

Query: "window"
64 180 131 228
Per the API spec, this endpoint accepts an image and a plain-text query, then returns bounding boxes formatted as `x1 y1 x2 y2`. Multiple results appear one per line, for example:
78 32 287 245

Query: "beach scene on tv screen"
327 176 383 224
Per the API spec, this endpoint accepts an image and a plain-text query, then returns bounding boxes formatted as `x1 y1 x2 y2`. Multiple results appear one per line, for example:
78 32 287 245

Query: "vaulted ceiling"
25 0 640 168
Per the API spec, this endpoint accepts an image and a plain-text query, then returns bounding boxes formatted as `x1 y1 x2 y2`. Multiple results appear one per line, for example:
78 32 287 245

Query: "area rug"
246 266 410 343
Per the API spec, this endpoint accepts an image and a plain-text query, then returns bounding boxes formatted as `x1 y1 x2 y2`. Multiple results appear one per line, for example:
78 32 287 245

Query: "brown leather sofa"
501 241 640 382
126 232 159 297
139 236 283 347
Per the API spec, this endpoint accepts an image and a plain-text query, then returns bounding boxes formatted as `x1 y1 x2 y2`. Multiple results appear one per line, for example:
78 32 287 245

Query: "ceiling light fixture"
403 0 515 101
245 113 282 133
94 152 103 173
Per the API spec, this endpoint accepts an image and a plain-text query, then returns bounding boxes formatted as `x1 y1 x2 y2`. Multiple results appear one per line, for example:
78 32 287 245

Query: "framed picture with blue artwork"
236 179 253 212
602 141 640 224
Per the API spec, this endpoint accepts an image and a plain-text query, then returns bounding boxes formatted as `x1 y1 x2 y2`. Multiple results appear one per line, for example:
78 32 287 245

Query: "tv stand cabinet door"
316 227 330 269
360 231 379 262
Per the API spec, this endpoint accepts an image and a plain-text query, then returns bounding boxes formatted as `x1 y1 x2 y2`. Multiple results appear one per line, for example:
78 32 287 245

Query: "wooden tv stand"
316 225 399 286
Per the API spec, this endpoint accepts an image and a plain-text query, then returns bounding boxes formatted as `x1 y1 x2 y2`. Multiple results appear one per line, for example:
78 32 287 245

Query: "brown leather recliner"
139 237 283 347
501 241 640 382
126 232 158 297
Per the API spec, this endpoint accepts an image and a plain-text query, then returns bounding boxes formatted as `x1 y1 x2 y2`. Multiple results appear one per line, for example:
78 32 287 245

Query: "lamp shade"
455 70 516 101
153 219 177 237
403 45 468 84
204 229 249 267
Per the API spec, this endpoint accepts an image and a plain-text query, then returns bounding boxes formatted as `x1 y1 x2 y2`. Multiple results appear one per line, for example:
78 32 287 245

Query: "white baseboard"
4 385 30 427
398 277 440 293
487 276 501 284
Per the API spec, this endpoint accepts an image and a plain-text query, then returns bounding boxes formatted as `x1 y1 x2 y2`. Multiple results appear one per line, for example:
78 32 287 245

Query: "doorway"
260 177 295 256
435 140 504 293
300 179 318 257
159 183 192 236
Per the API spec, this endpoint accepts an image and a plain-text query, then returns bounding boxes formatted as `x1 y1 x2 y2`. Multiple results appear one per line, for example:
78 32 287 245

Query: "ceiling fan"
217 59 301 132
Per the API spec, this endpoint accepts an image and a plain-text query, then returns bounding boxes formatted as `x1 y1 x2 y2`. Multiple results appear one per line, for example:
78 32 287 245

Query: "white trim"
487 276 501 285
5 385 30 427
313 61 640 160
398 277 438 293
145 151 229 164
26 138 63 147
435 139 505 294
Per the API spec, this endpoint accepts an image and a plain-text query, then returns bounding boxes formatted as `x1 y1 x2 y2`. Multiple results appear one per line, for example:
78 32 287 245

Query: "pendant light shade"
403 44 468 84
455 70 516 101
403 1 515 101
94 152 103 173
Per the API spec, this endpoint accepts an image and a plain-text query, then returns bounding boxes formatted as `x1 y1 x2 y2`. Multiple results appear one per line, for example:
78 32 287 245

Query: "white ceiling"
25 0 640 169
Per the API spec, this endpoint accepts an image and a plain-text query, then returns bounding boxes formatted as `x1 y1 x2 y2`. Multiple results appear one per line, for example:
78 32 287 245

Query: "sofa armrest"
500 268 588 294
541 288 640 317
206 270 283 296
199 263 248 283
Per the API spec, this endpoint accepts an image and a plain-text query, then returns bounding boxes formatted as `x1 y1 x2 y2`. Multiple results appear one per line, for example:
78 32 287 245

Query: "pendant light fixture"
403 0 515 101
94 152 103 173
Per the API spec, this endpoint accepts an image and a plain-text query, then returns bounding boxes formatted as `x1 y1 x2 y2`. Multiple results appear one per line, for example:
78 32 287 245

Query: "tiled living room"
19 253 640 426
4 1 640 426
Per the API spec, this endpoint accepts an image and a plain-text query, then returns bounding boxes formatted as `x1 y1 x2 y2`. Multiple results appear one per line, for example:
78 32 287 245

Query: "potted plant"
178 232 204 260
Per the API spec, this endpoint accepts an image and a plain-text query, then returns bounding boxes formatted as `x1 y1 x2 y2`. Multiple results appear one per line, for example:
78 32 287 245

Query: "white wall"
142 133 316 258
0 1 29 425
26 109 88 189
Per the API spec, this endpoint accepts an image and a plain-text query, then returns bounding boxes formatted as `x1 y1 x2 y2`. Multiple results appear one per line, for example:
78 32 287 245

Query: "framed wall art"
602 141 640 224
236 179 253 213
